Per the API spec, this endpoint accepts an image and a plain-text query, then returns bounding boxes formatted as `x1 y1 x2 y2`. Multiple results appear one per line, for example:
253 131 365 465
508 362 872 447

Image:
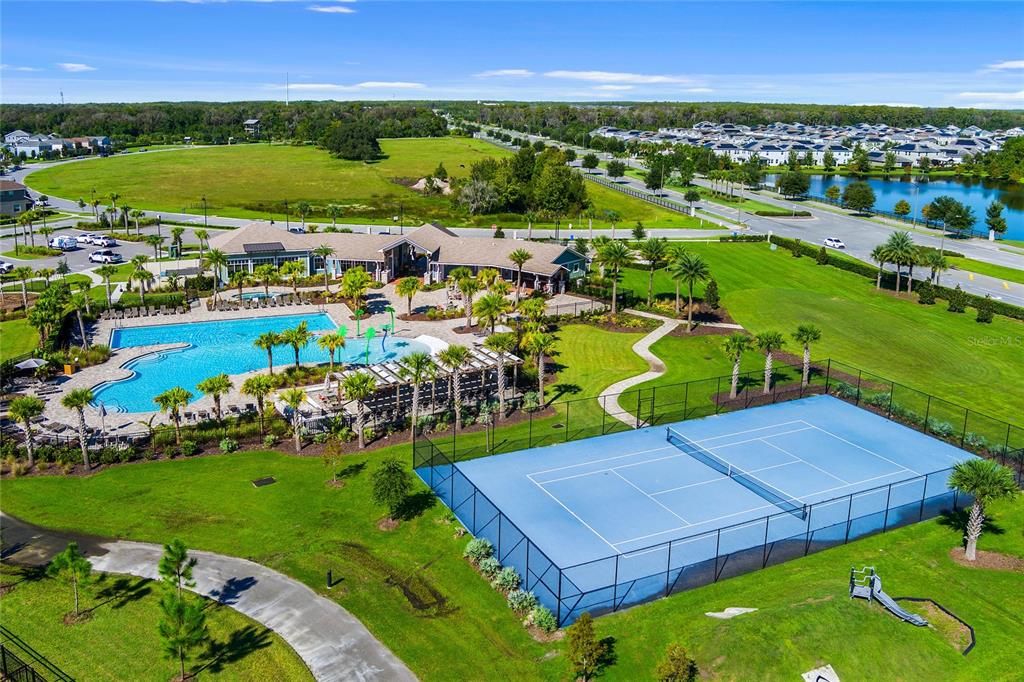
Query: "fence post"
882 483 893 531
612 556 619 612
824 358 832 393
635 390 642 429
855 370 863 405
959 408 969 449
528 408 533 447
886 382 895 418
565 401 571 442
923 396 932 433
601 396 607 434
665 542 673 597
683 381 690 419
714 376 721 414
844 494 854 543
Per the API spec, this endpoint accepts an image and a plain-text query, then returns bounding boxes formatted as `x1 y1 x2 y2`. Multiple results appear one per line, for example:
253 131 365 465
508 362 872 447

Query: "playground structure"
849 567 928 626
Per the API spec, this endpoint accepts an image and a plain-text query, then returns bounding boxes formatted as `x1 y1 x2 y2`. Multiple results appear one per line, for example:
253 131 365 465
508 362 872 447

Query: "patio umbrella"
14 358 48 370
323 373 332 392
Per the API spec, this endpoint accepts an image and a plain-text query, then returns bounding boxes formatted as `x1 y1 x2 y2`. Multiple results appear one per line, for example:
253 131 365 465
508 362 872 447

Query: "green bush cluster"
491 566 521 592
463 537 494 564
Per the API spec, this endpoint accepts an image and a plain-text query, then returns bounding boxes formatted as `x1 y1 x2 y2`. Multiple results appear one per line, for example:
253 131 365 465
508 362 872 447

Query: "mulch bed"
582 316 660 334
948 547 1024 572
667 324 736 339
453 324 483 334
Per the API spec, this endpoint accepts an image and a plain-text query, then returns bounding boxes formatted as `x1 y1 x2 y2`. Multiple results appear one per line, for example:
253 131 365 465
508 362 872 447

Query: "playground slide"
870 577 928 627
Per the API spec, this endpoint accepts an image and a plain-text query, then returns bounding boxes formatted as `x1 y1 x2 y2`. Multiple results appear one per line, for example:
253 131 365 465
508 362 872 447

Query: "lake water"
764 174 1024 240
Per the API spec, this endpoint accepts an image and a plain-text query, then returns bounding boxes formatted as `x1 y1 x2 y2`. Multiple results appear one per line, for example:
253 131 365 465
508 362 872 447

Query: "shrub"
491 566 521 592
790 238 803 257
528 605 558 633
463 537 494 565
522 391 542 412
506 589 538 614
313 431 329 444
478 556 502 579
816 246 829 265
925 418 955 439
179 440 199 456
916 280 936 305
976 295 994 323
703 279 720 309
946 284 968 313
831 382 860 401
864 392 891 409
963 432 988 450
263 434 277 448
219 437 239 453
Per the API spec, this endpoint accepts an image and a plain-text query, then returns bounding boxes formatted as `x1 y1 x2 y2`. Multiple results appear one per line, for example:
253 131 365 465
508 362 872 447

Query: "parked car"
0 261 13 275
48 236 78 251
94 236 118 248
824 237 846 249
89 249 123 264
77 232 100 244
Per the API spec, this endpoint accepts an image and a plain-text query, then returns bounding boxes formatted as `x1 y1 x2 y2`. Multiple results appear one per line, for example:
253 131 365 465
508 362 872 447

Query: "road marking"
968 273 975 281
1004 281 1010 289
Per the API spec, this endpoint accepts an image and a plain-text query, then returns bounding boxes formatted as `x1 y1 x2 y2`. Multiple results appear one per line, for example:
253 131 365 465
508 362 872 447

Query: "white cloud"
986 60 1024 70
958 90 1024 102
1 64 42 72
592 84 633 91
683 87 713 93
285 81 424 91
475 69 534 78
307 4 355 13
544 70 695 84
57 63 96 72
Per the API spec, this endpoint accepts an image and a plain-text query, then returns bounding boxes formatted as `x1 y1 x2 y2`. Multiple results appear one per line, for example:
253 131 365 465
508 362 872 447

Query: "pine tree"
703 279 720 310
976 295 994 323
816 246 829 265
946 284 968 313
565 612 608 681
916 280 936 305
655 642 699 682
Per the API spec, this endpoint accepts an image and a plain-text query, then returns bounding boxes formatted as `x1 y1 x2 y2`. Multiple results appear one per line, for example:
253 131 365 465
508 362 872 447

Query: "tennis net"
666 427 808 519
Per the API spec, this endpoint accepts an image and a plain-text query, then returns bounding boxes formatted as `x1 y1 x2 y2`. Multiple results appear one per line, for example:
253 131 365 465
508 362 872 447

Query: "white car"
89 249 123 264
48 236 78 251
0 261 13 275
94 236 118 248
823 237 846 249
77 232 100 244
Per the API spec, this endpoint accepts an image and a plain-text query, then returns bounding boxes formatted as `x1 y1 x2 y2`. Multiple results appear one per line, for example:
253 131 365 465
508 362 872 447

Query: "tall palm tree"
396 276 422 316
90 198 101 222
437 344 470 430
398 351 434 441
722 333 751 400
342 371 377 448
296 201 311 230
107 192 121 228
12 266 33 309
170 227 186 255
196 373 233 421
477 267 501 290
869 244 888 290
9 395 45 468
69 292 91 349
474 291 512 334
95 264 118 307
326 204 343 230
193 228 209 261
948 459 1019 561
526 332 556 400
925 250 949 285
884 231 916 294
594 240 633 315
130 209 145 235
280 260 305 298
280 321 311 370
792 325 822 388
241 374 275 435
280 387 308 453
317 332 346 371
484 332 516 420
667 250 710 331
205 249 229 302
17 210 35 247
637 237 669 305
313 245 336 291
229 270 250 300
448 267 480 327
754 331 785 395
61 388 96 469
508 248 533 303
253 264 278 297
154 387 193 445
145 234 165 260
254 332 281 374
129 260 154 306
120 204 132 234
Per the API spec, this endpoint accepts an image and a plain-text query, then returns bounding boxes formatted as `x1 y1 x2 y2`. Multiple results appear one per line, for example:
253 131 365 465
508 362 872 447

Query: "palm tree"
95 264 118 307
9 395 45 468
196 373 233 421
508 248 533 303
667 250 710 331
253 264 278 297
396 276 422 316
280 260 305 297
280 387 308 453
205 249 229 302
296 201 311 230
754 331 785 395
792 325 822 388
437 344 470 430
317 332 346 371
484 332 516 420
280 321 311 370
17 210 35 247
722 333 751 400
170 227 186 257
884 231 916 294
107 192 121 228
869 244 888 290
326 204 343 230
154 387 193 445
594 240 633 315
144 234 165 260
38 225 55 244
227 270 248 300
129 260 154 306
69 292 91 350
313 245 336 291
398 351 434 441
193 228 209 261
61 388 96 469
477 267 501 290
925 250 949 285
131 209 145 235
12 266 33 309
241 374 275 435
526 332 556 400
637 237 669 305
948 459 1019 561
474 291 512 334
342 371 377 448
254 332 281 374
90 198 101 222
449 267 480 327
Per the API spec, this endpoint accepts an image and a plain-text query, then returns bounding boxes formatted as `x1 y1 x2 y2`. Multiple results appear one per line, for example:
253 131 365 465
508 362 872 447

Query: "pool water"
93 313 427 413
237 292 277 300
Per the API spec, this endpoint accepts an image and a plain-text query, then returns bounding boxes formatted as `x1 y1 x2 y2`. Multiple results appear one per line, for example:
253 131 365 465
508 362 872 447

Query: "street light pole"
201 196 208 227
284 200 289 231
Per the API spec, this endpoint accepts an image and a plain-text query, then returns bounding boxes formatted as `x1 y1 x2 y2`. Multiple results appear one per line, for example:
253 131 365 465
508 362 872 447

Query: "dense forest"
0 101 447 145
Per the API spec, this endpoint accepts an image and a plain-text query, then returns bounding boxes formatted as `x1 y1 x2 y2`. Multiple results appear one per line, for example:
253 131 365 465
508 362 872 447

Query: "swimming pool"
235 292 277 301
93 313 428 413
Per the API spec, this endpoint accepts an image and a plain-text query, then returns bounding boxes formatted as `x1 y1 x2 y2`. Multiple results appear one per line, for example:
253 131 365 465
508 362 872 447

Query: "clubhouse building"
207 222 588 294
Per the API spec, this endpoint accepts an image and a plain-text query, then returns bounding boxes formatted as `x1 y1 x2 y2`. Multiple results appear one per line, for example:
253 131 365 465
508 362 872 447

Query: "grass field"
0 566 312 681
27 138 700 230
0 318 39 360
618 242 1024 424
2 273 92 293
947 256 1024 285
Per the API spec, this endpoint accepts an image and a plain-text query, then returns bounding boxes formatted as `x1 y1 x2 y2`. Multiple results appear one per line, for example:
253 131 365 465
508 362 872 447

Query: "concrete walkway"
598 310 679 426
0 513 416 682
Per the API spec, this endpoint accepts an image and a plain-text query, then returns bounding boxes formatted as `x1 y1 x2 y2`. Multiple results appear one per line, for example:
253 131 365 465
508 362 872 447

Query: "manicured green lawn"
0 250 53 260
0 566 312 681
947 256 1024 285
618 242 1024 424
2 274 92 293
0 318 39 360
27 139 694 229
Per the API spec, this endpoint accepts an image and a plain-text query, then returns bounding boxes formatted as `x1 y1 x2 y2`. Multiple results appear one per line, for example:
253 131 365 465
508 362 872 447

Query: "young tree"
398 351 434 440
526 332 556 399
755 331 785 395
253 263 278 297
313 244 336 291
61 388 96 469
565 612 608 681
241 374 275 435
985 200 1007 240
606 159 626 182
792 324 822 387
279 260 305 298
154 387 193 445
842 181 876 214
341 371 377 448
507 248 533 303
637 237 669 306
948 459 1018 561
822 149 836 171
722 333 751 400
396 276 422 316
775 171 810 198
158 538 197 599
9 395 45 468
666 250 710 331
280 387 308 453
449 267 480 328
47 542 93 617
12 266 33 309
655 642 699 682
95 264 118 307
824 185 841 203
703 278 720 310
893 199 912 219
581 153 599 173
474 291 512 334
372 457 413 522
158 590 208 681
196 373 232 421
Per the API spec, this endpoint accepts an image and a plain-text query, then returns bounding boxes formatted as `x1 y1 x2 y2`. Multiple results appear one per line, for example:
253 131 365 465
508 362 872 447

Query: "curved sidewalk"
0 513 415 682
598 310 679 426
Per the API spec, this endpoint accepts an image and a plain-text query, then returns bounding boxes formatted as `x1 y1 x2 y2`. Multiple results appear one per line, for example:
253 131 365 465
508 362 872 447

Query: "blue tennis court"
418 395 976 623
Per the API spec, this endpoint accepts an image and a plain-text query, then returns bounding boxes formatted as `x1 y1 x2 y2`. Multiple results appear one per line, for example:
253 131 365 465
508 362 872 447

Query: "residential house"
0 180 31 216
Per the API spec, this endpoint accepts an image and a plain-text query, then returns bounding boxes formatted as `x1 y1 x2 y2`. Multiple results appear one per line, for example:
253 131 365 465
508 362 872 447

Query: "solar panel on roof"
242 242 285 253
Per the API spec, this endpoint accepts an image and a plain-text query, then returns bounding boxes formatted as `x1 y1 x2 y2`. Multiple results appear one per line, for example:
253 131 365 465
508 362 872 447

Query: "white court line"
649 460 802 497
612 501 778 551
808 423 920 476
807 469 915 501
708 426 815 451
611 470 691 525
532 447 682 485
526 477 621 553
693 420 808 443
759 439 850 485
527 444 673 478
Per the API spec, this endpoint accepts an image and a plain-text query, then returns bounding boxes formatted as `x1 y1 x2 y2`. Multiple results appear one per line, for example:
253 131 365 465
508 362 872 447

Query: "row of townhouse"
3 130 111 158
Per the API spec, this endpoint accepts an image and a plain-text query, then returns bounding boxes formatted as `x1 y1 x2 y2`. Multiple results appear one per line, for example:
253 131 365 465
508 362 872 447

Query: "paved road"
1 512 416 682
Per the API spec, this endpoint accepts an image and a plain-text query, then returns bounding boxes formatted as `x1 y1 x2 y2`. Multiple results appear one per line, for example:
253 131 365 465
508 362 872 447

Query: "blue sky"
2 1 1023 107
